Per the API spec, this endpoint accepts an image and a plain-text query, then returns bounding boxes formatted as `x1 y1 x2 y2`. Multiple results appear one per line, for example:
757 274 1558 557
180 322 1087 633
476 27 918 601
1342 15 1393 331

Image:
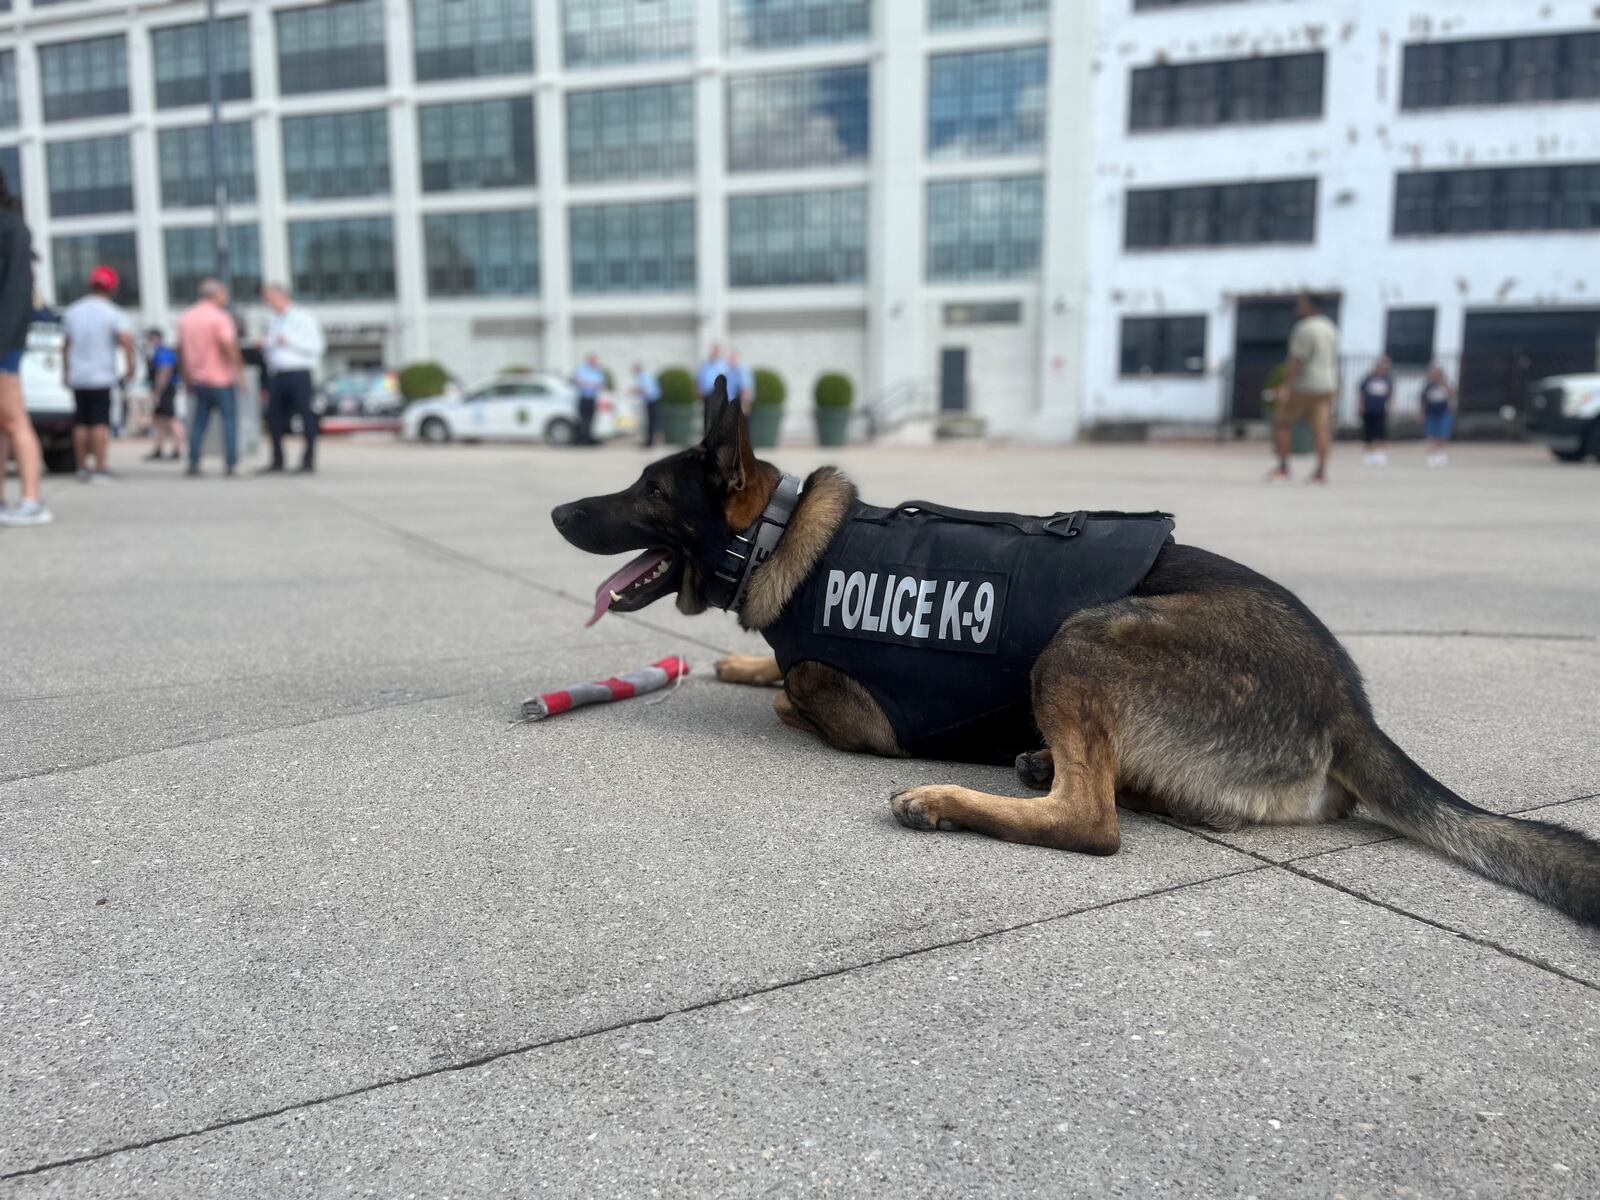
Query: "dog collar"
704 473 802 612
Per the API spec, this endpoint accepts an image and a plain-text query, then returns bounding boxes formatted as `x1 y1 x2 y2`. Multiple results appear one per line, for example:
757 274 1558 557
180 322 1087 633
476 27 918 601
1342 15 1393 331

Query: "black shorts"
154 389 177 419
1361 410 1387 443
73 388 113 428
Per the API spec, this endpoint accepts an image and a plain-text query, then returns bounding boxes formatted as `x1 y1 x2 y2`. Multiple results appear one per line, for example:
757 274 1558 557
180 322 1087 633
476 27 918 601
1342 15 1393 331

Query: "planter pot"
749 404 784 449
814 407 851 447
661 404 696 445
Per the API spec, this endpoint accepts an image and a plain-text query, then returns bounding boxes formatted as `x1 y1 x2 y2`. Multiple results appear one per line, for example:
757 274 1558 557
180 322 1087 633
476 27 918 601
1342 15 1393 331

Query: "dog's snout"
551 503 582 530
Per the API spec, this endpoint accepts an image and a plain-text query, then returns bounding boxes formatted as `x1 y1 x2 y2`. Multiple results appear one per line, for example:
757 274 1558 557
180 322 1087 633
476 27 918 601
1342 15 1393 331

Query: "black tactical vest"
760 500 1175 764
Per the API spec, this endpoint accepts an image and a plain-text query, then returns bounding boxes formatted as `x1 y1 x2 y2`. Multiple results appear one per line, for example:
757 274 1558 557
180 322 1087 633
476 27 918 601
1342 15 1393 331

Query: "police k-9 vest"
760 500 1175 764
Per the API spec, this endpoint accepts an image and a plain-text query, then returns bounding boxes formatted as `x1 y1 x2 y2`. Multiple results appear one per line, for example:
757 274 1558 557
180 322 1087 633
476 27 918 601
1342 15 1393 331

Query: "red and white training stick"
520 656 691 721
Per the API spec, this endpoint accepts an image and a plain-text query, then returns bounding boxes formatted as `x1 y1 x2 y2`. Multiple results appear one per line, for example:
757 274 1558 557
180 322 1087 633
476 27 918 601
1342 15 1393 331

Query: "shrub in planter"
748 367 786 448
658 366 697 444
398 361 449 405
498 363 536 377
813 372 854 447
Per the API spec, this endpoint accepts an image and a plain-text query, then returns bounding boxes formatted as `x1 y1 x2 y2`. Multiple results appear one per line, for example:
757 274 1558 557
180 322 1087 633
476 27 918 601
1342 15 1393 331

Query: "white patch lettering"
821 570 846 629
912 579 937 639
939 581 969 641
842 571 867 630
891 576 918 636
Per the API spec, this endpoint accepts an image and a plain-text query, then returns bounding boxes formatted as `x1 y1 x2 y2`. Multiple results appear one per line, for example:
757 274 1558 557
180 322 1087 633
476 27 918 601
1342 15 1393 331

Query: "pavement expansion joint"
1337 628 1598 643
0 863 1269 1183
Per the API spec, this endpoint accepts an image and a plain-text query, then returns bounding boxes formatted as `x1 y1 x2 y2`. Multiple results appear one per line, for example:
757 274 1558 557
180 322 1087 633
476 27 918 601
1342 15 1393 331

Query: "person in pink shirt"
175 278 243 477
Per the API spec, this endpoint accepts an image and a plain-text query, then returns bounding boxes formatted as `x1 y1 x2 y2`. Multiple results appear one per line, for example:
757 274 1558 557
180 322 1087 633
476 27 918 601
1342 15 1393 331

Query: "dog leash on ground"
512 656 691 726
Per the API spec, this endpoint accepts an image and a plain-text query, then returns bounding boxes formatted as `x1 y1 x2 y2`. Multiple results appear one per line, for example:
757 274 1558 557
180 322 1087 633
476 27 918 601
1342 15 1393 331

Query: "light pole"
205 0 231 294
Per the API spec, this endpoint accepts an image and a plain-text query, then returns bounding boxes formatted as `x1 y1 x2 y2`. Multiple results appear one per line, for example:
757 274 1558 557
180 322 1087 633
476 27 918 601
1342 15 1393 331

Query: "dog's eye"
648 484 667 501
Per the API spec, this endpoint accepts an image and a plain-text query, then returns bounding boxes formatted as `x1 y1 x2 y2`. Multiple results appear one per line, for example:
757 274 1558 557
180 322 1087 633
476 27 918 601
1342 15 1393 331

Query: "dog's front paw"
890 787 960 832
714 653 780 686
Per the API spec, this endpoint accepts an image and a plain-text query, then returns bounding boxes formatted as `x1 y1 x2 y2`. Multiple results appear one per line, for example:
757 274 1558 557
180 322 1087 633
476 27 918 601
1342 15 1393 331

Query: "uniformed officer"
572 353 606 446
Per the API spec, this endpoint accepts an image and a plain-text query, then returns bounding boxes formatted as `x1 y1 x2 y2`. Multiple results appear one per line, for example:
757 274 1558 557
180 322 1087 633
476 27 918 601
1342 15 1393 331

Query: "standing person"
175 278 243 477
144 328 183 461
61 265 136 483
0 169 52 526
695 341 729 404
632 361 661 449
1270 292 1340 485
1420 364 1456 467
260 283 324 474
1357 354 1393 467
725 351 750 414
572 353 606 446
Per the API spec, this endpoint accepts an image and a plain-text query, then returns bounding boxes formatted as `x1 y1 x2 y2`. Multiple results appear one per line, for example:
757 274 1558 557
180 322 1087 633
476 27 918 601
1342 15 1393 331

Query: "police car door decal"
813 560 1009 655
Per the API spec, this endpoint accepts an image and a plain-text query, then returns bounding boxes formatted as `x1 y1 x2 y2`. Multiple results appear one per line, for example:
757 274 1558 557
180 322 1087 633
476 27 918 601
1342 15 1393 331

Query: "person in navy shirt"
1420 364 1455 467
144 328 182 461
572 353 607 446
695 342 730 402
1357 354 1392 466
632 362 661 448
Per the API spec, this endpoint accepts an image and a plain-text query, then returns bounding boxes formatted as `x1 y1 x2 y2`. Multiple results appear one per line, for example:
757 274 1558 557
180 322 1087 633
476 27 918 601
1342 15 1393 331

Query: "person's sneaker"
225 463 237 477
186 463 202 477
75 468 91 483
0 498 53 526
1265 466 1291 483
295 463 315 475
143 448 165 461
1374 450 1388 466
1308 469 1329 485
255 463 285 475
89 470 115 485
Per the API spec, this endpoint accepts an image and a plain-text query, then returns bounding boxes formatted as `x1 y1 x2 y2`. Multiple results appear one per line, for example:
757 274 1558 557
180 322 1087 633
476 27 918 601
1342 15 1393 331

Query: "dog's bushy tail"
1333 723 1600 927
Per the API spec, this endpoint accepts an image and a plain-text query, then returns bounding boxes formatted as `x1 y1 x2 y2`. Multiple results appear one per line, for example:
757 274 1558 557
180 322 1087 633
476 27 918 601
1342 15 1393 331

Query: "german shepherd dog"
553 384 1600 927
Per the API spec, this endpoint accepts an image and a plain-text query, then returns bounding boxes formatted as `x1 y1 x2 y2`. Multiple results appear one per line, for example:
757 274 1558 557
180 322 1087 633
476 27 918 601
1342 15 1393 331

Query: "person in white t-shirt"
1270 292 1340 485
60 265 136 483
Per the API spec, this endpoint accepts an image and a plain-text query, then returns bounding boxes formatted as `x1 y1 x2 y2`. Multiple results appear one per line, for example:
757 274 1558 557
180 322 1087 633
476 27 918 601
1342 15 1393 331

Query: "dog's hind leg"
714 654 783 686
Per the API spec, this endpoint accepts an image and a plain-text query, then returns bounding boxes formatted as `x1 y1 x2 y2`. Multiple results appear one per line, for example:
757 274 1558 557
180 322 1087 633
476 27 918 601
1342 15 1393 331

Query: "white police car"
1528 374 1600 463
401 371 621 446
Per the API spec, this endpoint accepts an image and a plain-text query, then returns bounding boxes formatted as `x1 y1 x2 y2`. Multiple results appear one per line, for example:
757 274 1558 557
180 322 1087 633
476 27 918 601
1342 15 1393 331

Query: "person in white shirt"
1270 292 1340 485
259 283 325 474
61 265 136 483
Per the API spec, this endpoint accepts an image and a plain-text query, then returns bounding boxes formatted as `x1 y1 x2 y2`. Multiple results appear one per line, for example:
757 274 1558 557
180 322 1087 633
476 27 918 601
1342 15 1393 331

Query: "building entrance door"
1461 310 1600 415
939 347 968 412
1230 294 1341 421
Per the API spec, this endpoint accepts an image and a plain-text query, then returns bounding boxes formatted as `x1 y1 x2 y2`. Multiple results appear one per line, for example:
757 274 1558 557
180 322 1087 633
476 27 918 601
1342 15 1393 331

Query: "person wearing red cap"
60 264 136 483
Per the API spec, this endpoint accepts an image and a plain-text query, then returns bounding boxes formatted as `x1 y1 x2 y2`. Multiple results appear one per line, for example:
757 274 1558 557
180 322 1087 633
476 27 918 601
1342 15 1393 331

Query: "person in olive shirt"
1357 354 1393 467
1270 293 1340 485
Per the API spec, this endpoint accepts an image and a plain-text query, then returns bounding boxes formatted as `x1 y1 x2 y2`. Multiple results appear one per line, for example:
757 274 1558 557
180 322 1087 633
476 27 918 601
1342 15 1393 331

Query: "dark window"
288 217 395 301
563 0 695 68
165 224 262 306
926 175 1042 282
568 199 695 293
729 0 869 49
1401 32 1600 110
728 188 867 287
944 301 1022 325
1383 308 1435 367
0 49 18 129
151 18 251 109
928 45 1048 159
46 135 133 217
282 110 390 200
424 209 540 296
1393 165 1600 236
929 0 1046 30
413 0 534 81
1124 179 1318 249
1120 316 1207 377
157 122 256 208
39 36 129 122
277 0 387 96
1130 52 1324 131
566 83 693 183
727 65 870 172
52 231 140 306
418 98 535 192
0 145 18 196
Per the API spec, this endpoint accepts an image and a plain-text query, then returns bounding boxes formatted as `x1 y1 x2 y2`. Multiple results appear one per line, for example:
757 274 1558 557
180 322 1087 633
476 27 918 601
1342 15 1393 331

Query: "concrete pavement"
2 436 1597 1197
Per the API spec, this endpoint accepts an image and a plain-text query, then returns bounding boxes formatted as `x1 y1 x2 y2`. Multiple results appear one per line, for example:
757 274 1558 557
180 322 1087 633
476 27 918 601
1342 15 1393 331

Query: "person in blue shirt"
571 353 606 446
632 362 661 448
144 328 182 461
1356 354 1392 467
695 342 729 402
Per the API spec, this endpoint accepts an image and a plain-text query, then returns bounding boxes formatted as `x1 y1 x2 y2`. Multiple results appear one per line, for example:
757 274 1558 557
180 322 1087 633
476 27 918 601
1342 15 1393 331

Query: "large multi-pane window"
53 232 140 306
929 0 1046 30
424 209 540 296
282 110 391 200
728 188 867 287
928 45 1048 159
39 36 129 122
151 18 251 109
727 0 870 50
567 83 693 183
1119 316 1207 377
727 66 870 172
569 199 695 293
1129 52 1325 130
1124 179 1318 249
925 175 1042 282
1402 33 1600 110
413 0 535 82
277 0 387 95
418 98 536 192
164 224 262 306
0 49 17 129
1384 308 1436 367
289 217 395 301
46 135 133 217
0 146 19 195
563 0 696 68
157 123 256 209
1393 165 1600 236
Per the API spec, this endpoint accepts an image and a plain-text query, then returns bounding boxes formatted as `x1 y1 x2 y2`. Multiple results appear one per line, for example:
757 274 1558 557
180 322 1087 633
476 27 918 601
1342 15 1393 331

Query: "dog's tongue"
588 549 671 626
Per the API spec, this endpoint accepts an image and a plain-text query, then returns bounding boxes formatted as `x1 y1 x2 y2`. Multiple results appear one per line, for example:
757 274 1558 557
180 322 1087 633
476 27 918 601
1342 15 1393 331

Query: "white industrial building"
1 0 1597 439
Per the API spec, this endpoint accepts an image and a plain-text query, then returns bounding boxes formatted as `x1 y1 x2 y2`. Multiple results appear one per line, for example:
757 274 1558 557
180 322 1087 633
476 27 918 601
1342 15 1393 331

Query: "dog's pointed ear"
702 374 755 494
